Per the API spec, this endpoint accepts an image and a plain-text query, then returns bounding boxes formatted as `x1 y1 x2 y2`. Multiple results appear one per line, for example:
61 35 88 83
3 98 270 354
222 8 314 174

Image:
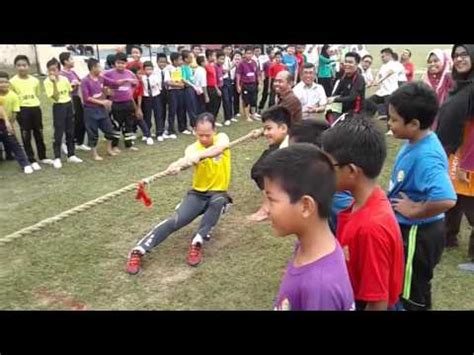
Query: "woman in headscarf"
436 44 474 265
423 49 454 106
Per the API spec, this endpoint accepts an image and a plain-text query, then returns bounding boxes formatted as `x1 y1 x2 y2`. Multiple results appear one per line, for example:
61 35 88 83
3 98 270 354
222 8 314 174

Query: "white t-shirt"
194 66 207 89
376 60 399 97
293 81 327 119
393 61 407 82
141 72 161 97
359 65 374 85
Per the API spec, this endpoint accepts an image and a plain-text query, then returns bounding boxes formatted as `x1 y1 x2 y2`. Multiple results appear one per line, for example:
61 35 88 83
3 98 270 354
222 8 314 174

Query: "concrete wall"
0 45 36 66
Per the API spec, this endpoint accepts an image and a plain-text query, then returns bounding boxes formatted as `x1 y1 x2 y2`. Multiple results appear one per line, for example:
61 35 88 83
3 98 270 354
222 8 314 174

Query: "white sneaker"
215 122 223 127
40 159 54 165
142 137 147 142
24 165 34 174
253 113 262 118
146 137 154 145
162 133 171 139
236 113 241 118
53 158 62 169
182 130 192 135
224 120 231 126
31 162 41 171
157 136 164 142
168 134 177 139
67 155 83 163
61 143 68 155
231 118 238 123
76 144 92 151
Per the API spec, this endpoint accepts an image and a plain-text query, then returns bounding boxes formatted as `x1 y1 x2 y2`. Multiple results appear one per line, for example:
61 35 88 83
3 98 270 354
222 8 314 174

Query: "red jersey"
133 74 144 101
126 60 144 73
205 63 217 88
269 63 287 79
336 186 404 308
403 61 415 82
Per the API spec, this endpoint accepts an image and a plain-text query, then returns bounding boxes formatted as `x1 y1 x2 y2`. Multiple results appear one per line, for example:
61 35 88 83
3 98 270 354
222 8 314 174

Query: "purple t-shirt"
60 69 81 96
215 64 224 88
103 69 136 103
81 74 117 108
274 241 355 311
236 60 259 85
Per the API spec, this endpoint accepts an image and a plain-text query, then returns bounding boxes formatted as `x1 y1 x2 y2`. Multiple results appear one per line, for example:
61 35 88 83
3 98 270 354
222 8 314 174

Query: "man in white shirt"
292 63 327 120
367 47 398 117
392 52 407 87
359 54 374 85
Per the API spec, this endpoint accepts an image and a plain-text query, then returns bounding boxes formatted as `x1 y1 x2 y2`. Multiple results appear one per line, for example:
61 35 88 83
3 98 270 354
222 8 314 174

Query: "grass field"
1 44 473 310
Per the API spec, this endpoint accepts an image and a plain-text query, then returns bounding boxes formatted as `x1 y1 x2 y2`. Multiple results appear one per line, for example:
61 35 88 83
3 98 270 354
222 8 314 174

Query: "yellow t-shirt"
187 133 231 192
9 75 41 107
0 91 20 122
44 75 72 104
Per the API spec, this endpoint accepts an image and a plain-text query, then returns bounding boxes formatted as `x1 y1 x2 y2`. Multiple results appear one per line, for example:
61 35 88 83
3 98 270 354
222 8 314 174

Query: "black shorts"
17 106 43 131
242 83 258 107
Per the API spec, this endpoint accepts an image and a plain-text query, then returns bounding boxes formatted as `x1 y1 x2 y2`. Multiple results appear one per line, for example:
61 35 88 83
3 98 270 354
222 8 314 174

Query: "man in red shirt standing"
295 45 306 83
205 49 222 121
322 115 404 311
268 51 287 107
401 49 415 82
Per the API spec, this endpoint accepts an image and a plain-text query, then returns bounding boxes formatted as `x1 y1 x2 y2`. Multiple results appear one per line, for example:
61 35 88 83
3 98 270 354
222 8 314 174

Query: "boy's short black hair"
259 143 335 219
362 54 373 61
274 51 282 57
181 50 191 61
195 112 216 128
388 81 438 129
244 46 254 53
221 44 232 50
205 49 215 59
177 46 185 53
46 58 60 70
131 45 143 54
254 45 261 51
303 62 315 70
14 55 30 66
59 52 71 65
129 66 139 75
322 114 387 179
262 106 292 129
216 50 225 59
290 120 329 147
143 61 154 69
156 53 167 61
115 52 128 62
87 57 100 71
231 51 242 60
0 71 9 79
404 49 412 57
196 55 206 66
191 44 201 50
345 51 361 64
170 52 181 63
381 47 394 56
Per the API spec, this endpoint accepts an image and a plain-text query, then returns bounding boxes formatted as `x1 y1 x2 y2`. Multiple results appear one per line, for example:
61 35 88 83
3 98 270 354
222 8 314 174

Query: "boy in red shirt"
205 49 222 121
401 49 415 82
322 114 404 311
129 66 153 145
268 52 287 107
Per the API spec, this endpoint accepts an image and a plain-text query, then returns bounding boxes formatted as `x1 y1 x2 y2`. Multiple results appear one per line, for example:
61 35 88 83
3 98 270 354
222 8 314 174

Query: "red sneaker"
187 243 203 267
126 250 143 275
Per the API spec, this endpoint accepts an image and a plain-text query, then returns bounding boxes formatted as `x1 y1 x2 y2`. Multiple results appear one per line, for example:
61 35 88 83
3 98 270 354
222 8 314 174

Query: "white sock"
132 246 145 256
192 234 203 245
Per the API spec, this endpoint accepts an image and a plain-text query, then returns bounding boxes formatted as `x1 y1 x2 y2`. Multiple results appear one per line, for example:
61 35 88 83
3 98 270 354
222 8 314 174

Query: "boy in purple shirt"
81 58 122 161
236 46 260 122
103 52 139 151
59 52 90 152
259 144 355 311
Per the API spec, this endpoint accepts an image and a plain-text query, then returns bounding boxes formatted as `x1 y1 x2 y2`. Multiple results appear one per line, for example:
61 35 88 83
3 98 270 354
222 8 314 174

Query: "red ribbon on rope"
135 181 152 207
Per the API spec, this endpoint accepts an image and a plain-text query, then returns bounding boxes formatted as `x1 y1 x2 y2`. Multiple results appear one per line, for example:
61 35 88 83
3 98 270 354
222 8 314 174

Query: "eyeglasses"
453 52 469 60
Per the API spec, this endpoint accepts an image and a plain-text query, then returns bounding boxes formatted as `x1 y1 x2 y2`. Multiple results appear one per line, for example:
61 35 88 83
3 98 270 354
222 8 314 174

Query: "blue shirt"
282 54 297 76
330 191 354 234
387 132 457 225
